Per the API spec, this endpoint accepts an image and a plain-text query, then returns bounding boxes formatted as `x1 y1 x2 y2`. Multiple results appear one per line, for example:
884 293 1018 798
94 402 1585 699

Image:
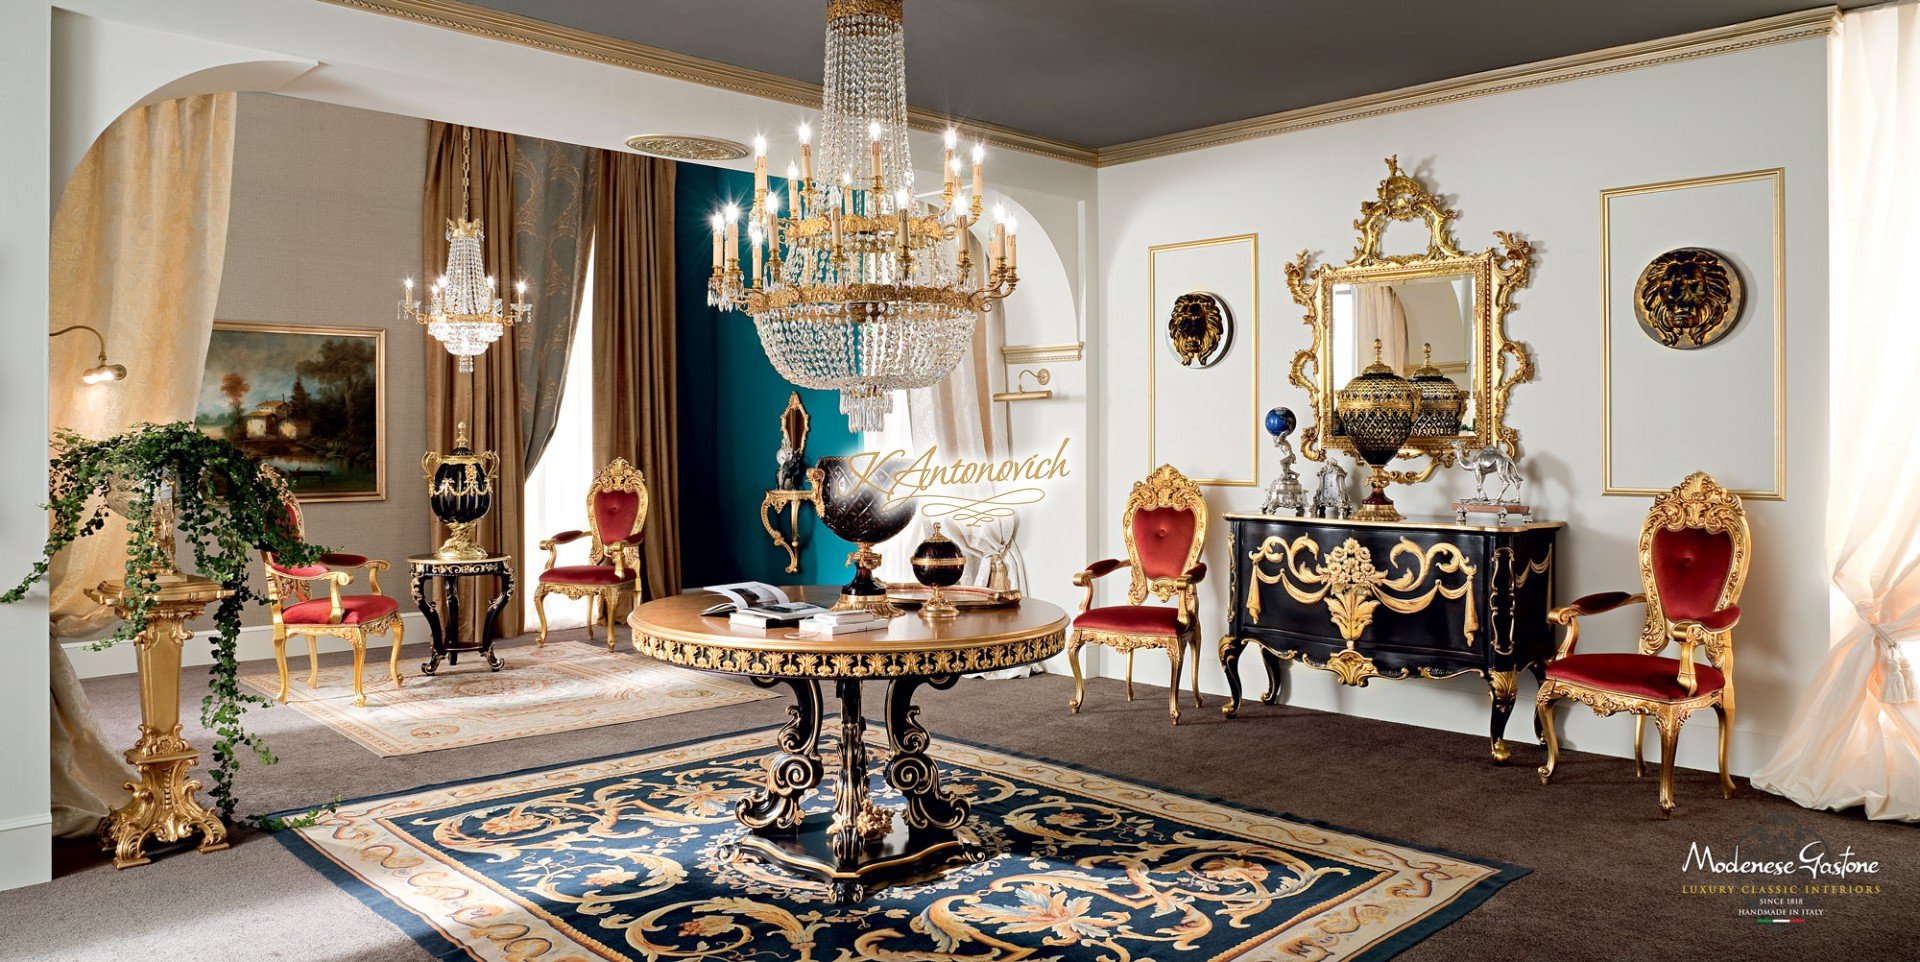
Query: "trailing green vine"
2 422 330 826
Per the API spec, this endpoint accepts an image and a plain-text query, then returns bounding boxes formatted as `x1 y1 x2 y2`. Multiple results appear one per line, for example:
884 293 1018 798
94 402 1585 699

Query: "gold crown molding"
1094 6 1839 167
1002 342 1084 364
321 1 1833 170
317 0 1099 166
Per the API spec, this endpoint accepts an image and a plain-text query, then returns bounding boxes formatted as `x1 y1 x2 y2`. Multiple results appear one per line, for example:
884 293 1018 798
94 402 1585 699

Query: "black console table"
407 553 514 675
1219 513 1562 763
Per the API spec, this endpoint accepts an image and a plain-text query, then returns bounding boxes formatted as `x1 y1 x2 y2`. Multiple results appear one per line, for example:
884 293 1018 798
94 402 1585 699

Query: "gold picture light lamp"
51 324 127 384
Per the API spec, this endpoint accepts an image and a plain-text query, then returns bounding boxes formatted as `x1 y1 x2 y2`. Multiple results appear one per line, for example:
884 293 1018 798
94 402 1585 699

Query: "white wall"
1094 38 1829 778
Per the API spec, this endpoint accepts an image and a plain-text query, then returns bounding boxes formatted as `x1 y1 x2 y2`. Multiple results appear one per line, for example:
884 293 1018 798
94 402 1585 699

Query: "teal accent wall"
675 162 857 588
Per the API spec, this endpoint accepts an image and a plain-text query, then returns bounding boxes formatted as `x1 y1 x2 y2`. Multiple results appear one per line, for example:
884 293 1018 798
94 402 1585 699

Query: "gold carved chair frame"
535 458 650 650
1287 157 1535 485
259 467 404 708
1537 472 1750 816
1067 464 1209 725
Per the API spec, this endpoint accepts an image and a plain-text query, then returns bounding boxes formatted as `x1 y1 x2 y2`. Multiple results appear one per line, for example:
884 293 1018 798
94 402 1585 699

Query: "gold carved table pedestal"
85 576 233 869
629 588 1066 903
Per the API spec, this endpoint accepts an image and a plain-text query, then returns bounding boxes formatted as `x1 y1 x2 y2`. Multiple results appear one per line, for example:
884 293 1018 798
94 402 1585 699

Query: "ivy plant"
2 422 330 825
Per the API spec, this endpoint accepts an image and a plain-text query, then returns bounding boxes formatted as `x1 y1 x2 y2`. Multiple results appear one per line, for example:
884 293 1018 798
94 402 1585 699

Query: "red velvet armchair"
1068 464 1209 725
534 458 649 650
1537 472 1750 817
259 468 404 707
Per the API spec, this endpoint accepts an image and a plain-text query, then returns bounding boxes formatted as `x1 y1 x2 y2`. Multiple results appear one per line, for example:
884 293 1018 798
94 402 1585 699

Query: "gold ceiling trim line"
322 1 1833 170
317 0 1100 167
1094 6 1839 167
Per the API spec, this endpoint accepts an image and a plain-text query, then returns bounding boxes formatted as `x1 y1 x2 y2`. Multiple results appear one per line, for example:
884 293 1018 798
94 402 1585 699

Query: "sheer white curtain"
523 253 596 630
1751 2 1920 820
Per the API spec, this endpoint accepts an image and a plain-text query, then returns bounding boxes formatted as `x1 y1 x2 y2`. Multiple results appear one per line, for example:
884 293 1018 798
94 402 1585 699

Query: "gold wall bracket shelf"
760 486 823 574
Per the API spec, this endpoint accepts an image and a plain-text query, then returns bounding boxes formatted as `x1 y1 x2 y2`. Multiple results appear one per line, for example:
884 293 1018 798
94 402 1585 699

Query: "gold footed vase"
1352 465 1404 522
85 576 233 869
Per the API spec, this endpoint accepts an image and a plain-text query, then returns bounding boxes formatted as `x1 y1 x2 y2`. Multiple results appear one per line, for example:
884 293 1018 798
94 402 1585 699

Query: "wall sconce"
993 368 1052 402
51 324 127 384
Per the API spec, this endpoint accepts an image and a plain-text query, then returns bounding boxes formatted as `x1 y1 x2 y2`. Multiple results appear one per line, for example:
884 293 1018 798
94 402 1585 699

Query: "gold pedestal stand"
85 576 233 869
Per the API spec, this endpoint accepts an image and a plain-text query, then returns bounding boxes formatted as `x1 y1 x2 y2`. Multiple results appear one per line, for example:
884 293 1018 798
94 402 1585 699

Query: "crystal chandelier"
401 127 528 372
707 0 1019 431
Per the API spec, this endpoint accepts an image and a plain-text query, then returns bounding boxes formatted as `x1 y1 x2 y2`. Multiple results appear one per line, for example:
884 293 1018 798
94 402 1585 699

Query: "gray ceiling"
462 0 1853 148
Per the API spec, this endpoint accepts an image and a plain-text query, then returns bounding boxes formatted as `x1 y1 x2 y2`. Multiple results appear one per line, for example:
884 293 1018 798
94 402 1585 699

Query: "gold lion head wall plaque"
1167 291 1233 367
1633 247 1743 349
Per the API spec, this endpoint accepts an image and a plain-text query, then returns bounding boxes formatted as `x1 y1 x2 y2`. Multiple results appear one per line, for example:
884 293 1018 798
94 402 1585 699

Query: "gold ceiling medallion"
1246 534 1477 648
624 134 752 161
1166 291 1233 367
1288 157 1535 489
1633 247 1743 349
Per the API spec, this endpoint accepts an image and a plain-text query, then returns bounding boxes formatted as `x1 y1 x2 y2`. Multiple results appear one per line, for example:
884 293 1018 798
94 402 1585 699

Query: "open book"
697 582 833 626
697 582 792 616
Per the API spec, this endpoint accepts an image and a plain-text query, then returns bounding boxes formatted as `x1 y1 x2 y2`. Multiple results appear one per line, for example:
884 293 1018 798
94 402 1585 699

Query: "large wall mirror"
1288 158 1535 484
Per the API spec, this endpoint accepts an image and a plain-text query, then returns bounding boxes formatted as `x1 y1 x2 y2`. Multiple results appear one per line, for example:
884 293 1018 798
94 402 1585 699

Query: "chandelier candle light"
400 127 530 373
707 0 1019 432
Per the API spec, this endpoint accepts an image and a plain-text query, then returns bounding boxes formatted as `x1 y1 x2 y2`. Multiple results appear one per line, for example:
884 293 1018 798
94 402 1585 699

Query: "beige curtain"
512 137 592 473
589 153 680 600
1752 4 1920 821
425 123 527 637
1355 284 1409 373
45 94 238 835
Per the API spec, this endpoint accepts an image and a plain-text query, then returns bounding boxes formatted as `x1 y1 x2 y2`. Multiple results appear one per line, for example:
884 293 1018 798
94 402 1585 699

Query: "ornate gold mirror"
1288 157 1535 488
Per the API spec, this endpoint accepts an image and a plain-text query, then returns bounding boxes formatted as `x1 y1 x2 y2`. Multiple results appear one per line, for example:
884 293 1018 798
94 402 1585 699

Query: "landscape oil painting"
197 321 386 501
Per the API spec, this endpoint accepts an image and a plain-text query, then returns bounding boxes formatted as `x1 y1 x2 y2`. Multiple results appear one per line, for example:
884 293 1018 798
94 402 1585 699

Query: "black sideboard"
1219 513 1563 763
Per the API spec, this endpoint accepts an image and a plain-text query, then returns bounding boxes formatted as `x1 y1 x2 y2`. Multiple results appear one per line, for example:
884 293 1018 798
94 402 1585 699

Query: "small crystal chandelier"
708 0 1018 431
401 127 528 372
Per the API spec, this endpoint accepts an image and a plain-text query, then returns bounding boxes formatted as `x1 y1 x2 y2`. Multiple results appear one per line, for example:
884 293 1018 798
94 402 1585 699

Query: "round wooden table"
628 587 1067 902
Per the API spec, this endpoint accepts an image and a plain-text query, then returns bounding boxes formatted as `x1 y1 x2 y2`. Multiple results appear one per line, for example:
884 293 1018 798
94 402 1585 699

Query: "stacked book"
796 609 890 637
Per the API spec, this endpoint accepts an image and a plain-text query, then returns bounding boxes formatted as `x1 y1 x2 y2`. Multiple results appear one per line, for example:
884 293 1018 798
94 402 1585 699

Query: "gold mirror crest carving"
1246 534 1477 648
1287 157 1535 484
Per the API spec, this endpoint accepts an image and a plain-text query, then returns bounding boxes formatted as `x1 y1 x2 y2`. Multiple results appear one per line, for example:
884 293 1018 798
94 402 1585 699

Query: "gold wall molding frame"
1147 233 1259 487
318 0 1098 166
1599 168 1786 500
1096 8 1836 166
320 1 1833 170
1002 342 1084 364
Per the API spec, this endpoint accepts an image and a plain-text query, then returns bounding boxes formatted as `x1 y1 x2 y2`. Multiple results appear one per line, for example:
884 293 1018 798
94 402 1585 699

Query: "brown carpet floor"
0 629 1914 962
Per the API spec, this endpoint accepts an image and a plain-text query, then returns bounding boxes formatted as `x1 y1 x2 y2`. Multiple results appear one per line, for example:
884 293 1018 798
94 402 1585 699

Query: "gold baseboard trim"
321 2 1835 170
317 0 1099 166
1002 342 1084 364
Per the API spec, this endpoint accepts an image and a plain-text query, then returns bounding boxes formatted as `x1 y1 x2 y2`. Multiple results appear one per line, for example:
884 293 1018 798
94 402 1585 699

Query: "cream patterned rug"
279 725 1525 961
240 641 773 756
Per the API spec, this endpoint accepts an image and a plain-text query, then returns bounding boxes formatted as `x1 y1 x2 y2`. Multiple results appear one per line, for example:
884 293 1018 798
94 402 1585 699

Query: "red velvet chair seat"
282 594 400 626
1074 605 1184 636
539 564 631 586
1546 652 1725 702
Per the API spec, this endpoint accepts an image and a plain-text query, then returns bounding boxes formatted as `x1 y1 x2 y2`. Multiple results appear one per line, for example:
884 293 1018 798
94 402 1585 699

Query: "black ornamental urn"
910 523 968 620
811 454 915 618
1336 339 1418 522
421 422 497 561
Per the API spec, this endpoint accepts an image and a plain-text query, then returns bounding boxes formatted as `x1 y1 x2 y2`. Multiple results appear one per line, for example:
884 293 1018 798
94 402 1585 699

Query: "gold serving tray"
885 585 1023 610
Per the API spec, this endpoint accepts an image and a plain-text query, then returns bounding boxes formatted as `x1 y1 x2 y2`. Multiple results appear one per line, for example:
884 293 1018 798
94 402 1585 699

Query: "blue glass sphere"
1264 406 1297 439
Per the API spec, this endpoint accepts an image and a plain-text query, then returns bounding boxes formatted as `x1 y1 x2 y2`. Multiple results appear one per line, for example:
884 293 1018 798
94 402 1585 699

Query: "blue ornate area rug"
278 726 1524 961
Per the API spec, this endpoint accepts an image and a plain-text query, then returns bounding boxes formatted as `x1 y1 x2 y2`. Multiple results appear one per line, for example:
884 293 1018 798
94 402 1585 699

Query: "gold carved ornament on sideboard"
1246 534 1477 686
